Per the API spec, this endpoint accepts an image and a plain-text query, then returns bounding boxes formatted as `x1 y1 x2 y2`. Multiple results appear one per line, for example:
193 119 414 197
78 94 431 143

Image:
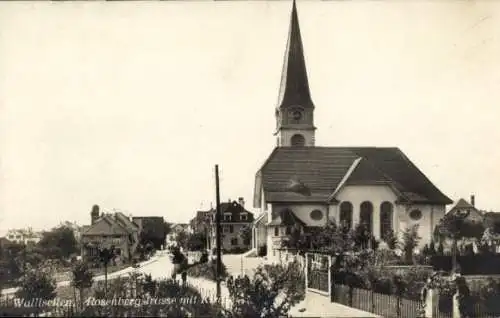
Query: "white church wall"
336 185 399 240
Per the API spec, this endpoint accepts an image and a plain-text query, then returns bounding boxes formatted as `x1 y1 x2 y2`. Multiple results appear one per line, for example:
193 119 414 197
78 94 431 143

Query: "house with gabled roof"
251 0 453 260
206 198 254 252
81 205 140 263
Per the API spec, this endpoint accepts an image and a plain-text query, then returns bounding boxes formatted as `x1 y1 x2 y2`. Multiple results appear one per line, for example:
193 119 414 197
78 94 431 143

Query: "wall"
396 203 446 247
267 203 328 259
335 185 399 239
278 129 315 147
209 223 252 251
81 234 132 262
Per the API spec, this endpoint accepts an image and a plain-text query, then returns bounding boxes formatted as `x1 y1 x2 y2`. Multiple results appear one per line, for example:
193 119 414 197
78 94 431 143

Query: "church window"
291 134 305 147
339 202 353 229
409 209 423 221
360 201 373 233
380 202 394 239
310 209 323 221
274 227 279 236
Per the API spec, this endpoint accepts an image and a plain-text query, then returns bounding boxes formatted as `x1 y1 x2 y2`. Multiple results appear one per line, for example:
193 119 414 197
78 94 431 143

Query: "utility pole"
215 165 222 303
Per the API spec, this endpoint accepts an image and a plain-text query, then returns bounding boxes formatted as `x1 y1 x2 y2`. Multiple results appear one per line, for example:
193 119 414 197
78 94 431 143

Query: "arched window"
291 134 305 147
360 201 373 233
380 201 394 239
339 201 353 229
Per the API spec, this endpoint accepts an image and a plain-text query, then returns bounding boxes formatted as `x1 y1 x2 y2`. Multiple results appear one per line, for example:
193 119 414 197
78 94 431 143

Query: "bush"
80 274 221 317
226 260 305 317
258 245 267 257
186 259 228 281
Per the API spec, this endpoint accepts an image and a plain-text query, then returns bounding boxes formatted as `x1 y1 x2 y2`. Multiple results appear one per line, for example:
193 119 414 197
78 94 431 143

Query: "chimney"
238 197 245 207
470 195 475 207
91 205 100 225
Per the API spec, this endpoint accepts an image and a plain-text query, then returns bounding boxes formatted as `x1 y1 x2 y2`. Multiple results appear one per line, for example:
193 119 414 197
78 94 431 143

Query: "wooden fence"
332 284 423 318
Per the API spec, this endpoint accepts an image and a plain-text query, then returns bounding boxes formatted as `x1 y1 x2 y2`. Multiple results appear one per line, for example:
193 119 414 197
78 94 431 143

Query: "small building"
207 198 254 252
166 223 191 247
80 205 140 264
5 228 42 246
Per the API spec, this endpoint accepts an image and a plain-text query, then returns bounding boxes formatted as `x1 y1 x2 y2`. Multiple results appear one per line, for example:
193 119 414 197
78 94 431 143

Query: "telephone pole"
214 165 222 302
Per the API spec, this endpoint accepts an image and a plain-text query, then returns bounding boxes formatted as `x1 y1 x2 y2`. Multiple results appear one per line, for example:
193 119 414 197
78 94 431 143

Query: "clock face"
292 111 302 121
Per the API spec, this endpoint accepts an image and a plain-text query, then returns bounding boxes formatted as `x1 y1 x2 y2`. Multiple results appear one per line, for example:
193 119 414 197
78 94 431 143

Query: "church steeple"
277 0 314 110
275 0 316 148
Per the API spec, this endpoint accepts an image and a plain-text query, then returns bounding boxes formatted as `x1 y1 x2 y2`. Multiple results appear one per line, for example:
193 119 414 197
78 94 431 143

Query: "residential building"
166 223 191 247
80 205 140 264
252 1 453 261
446 195 483 222
207 198 254 252
132 216 167 249
5 228 42 246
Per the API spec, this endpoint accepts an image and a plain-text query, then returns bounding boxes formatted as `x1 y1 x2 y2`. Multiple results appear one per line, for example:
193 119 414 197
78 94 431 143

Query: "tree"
382 229 399 250
98 246 116 297
15 267 56 314
226 260 305 317
175 230 189 249
72 261 94 310
239 225 252 246
435 212 478 272
401 224 421 265
186 232 206 251
37 225 78 260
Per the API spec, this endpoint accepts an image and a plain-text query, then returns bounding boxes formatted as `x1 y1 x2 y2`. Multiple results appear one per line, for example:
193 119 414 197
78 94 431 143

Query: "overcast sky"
0 1 499 233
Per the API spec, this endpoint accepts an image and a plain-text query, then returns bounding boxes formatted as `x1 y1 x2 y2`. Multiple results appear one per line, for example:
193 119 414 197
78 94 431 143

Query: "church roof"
276 0 314 110
256 147 452 205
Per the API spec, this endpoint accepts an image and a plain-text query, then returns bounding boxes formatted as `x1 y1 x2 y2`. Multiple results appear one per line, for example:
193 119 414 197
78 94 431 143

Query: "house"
132 216 167 250
446 195 483 223
5 228 42 246
207 198 254 252
166 223 191 247
190 208 215 234
80 205 140 264
251 1 453 261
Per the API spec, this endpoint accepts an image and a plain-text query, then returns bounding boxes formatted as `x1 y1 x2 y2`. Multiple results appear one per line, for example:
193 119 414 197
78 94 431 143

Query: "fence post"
305 253 308 290
371 289 375 313
328 255 332 298
396 293 401 318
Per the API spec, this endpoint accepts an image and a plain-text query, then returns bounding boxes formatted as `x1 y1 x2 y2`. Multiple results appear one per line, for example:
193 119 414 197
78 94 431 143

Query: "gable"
219 201 254 222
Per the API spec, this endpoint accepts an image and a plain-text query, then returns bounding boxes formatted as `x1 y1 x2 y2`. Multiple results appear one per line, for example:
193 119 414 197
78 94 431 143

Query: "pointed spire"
277 0 314 109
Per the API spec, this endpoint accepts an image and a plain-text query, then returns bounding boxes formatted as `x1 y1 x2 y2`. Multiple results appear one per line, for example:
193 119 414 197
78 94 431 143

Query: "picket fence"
332 284 423 318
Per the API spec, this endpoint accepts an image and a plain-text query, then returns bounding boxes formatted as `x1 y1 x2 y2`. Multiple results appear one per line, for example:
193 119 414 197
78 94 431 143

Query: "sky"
0 1 499 233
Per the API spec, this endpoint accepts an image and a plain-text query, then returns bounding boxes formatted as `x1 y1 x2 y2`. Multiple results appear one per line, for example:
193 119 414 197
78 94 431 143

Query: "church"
251 0 453 260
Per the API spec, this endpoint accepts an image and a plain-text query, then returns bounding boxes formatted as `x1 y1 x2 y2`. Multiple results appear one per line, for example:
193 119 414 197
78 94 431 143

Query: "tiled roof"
449 198 475 211
219 201 254 223
268 208 306 226
258 147 452 205
82 216 129 236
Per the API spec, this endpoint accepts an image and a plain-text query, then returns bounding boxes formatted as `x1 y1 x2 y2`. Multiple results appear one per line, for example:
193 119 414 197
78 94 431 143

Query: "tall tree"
72 261 94 310
239 225 252 246
38 225 78 259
